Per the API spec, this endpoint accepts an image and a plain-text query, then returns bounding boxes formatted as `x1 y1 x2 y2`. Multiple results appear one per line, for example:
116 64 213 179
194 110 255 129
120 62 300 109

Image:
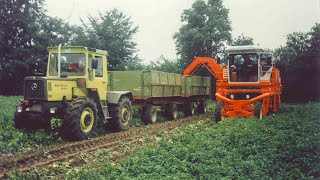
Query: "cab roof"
47 46 108 55
226 45 264 54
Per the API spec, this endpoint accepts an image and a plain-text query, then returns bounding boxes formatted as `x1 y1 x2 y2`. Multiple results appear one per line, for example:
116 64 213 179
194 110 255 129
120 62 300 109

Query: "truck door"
88 54 107 100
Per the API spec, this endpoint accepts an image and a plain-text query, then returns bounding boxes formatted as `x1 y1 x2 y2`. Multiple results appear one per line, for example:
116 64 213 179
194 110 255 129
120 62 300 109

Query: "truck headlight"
230 94 234 99
246 95 250 99
50 108 57 114
17 106 23 113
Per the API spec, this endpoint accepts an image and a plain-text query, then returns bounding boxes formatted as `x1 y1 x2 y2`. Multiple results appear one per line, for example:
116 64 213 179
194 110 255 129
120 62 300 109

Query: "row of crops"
62 103 319 179
1 96 319 178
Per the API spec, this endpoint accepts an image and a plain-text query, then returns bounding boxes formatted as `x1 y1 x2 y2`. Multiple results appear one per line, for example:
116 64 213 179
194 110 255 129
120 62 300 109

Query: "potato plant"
0 96 60 154
66 103 320 179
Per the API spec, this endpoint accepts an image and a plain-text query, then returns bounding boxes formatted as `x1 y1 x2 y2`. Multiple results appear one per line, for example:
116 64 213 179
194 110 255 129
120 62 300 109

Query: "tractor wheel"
254 101 263 120
184 102 196 116
214 101 224 123
164 103 178 120
61 98 98 141
108 96 133 131
198 101 207 114
141 105 158 124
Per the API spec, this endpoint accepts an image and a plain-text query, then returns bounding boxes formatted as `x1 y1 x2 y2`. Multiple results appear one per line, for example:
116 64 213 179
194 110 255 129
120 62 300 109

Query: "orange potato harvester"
183 46 282 121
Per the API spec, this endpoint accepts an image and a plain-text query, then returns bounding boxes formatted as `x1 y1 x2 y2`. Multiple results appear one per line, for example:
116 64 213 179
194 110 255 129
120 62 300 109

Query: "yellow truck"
14 46 210 140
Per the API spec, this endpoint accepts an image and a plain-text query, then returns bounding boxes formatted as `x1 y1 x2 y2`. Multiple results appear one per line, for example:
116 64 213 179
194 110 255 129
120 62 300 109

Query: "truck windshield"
49 53 86 76
228 53 259 82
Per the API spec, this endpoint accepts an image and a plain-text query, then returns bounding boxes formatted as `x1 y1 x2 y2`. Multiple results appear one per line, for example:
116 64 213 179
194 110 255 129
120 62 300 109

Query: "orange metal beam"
183 57 224 80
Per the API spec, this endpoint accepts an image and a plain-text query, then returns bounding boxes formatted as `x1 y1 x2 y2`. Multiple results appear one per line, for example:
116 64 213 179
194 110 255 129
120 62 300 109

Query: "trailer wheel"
164 103 178 120
184 102 196 116
108 96 133 131
141 105 158 124
254 101 263 120
214 101 224 122
61 98 98 141
198 101 207 114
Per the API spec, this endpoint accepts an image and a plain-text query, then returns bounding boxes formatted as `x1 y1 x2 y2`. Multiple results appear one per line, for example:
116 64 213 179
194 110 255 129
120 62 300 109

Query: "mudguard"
107 91 133 104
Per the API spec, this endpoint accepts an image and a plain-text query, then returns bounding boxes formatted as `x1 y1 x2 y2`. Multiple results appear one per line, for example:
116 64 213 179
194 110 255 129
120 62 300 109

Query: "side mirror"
92 59 98 69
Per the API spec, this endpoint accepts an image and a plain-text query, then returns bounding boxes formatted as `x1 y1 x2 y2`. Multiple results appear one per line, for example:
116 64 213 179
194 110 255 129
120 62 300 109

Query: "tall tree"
72 9 140 70
0 0 45 94
0 0 44 62
174 0 232 69
275 23 320 102
31 16 74 73
231 34 254 46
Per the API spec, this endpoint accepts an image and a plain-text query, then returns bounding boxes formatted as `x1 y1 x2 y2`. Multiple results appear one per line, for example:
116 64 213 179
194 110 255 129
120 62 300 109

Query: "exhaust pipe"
58 44 61 78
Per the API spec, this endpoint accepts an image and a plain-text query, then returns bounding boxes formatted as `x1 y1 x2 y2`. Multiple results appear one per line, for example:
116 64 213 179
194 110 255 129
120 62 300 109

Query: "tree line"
0 0 319 102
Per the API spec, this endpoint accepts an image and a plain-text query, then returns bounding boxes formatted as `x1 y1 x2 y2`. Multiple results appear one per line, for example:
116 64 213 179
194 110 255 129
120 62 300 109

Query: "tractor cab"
226 46 273 83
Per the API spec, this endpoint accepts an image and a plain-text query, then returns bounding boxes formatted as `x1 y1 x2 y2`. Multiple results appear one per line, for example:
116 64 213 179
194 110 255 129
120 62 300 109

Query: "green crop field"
0 96 60 154
64 103 320 179
1 96 319 179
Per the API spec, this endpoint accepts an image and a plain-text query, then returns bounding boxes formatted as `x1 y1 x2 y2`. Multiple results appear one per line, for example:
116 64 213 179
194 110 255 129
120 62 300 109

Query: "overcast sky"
45 0 320 63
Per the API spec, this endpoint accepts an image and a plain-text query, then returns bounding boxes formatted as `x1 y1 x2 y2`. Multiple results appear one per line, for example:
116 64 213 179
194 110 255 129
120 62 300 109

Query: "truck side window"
95 56 103 77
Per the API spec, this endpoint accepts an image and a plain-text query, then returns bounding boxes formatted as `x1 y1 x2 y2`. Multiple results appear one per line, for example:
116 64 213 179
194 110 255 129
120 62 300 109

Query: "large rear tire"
141 105 158 124
108 96 133 131
184 102 196 116
214 101 224 123
164 103 178 120
61 98 98 141
254 101 263 120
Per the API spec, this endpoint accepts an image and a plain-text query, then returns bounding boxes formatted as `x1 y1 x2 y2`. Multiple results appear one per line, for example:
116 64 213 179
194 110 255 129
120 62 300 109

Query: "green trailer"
108 70 210 124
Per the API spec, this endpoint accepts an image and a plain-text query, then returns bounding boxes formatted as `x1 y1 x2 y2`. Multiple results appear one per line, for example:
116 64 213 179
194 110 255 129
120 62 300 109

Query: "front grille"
24 79 46 99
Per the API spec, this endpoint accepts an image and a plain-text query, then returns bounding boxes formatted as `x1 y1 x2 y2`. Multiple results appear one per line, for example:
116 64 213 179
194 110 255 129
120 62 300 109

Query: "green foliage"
0 1 76 95
66 103 320 179
0 2 142 95
0 0 44 62
231 34 254 46
275 23 320 102
72 9 141 71
174 0 232 69
147 55 181 73
0 96 60 154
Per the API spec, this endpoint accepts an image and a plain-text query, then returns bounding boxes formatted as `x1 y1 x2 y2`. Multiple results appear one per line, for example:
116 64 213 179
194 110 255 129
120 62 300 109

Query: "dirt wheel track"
0 114 209 178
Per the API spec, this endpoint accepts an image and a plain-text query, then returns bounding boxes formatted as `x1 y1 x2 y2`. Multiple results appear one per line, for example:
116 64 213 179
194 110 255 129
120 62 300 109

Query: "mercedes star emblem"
31 83 38 90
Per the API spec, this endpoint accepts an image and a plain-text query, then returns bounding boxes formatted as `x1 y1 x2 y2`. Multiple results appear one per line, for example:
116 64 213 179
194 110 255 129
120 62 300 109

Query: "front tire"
108 96 133 131
61 98 98 141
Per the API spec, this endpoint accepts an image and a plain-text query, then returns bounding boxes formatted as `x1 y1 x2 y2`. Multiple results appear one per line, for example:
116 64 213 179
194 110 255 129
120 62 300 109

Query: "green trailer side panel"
108 70 184 98
109 71 143 97
108 71 210 99
182 75 211 97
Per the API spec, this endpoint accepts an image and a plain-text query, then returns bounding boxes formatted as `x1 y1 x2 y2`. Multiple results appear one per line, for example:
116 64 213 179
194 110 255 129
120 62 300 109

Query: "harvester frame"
183 46 282 121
